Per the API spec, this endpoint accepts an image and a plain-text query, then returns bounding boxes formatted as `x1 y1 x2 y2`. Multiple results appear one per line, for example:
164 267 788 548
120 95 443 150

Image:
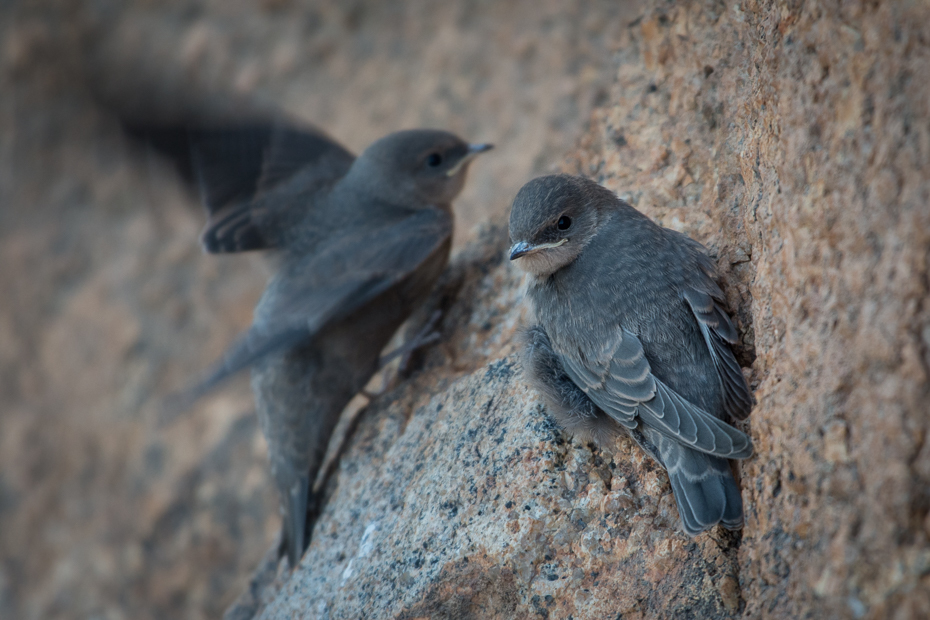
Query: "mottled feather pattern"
554 326 752 458
682 288 754 420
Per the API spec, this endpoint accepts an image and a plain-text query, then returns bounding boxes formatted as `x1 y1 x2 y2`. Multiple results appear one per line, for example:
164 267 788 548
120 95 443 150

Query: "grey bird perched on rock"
509 174 754 535
129 117 491 566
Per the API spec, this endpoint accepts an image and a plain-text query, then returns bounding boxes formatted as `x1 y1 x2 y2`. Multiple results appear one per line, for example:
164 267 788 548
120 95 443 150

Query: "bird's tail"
652 432 744 535
280 473 311 570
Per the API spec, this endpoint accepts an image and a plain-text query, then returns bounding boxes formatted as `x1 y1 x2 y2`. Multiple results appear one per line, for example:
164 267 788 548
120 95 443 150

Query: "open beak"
446 143 494 177
509 238 566 261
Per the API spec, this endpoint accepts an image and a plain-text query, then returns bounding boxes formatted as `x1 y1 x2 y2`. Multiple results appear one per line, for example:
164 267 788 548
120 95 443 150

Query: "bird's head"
355 129 492 207
508 174 613 277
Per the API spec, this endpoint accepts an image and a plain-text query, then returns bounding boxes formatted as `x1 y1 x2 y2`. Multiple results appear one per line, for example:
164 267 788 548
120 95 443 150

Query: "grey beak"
509 241 533 261
446 144 494 177
468 143 494 154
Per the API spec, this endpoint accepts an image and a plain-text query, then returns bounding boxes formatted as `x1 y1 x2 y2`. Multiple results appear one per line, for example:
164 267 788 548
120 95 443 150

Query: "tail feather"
653 433 743 535
281 474 310 569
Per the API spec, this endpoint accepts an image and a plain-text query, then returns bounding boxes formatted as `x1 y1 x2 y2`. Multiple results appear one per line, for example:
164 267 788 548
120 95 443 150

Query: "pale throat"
517 243 581 277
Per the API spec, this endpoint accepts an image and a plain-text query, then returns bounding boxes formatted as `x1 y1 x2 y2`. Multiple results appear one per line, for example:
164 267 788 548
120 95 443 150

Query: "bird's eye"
426 153 443 167
557 216 572 230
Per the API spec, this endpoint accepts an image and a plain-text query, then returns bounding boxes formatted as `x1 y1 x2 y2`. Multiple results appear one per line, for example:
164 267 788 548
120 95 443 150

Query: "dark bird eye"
557 216 572 230
426 153 443 167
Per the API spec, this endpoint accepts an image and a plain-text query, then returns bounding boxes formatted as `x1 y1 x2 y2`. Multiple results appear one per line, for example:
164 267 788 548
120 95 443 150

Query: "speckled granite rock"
0 1 637 619
237 1 930 618
4 0 930 618
236 227 746 620
564 2 930 618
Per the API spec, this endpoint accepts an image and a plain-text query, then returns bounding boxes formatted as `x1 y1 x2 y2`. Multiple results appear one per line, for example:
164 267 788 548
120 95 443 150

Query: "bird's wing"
558 326 753 459
188 207 451 397
682 286 754 421
123 119 355 252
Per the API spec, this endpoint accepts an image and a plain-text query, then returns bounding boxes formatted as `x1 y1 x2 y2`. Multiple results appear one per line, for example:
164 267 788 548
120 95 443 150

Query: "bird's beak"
509 238 566 261
468 143 495 154
446 143 494 177
509 241 533 260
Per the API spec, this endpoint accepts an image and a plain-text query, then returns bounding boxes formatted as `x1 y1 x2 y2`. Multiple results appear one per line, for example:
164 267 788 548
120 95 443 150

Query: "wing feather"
682 288 754 420
559 327 752 458
121 117 355 253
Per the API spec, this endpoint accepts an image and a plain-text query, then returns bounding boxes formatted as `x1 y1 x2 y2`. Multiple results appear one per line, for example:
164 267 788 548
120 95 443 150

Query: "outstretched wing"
558 326 753 459
187 207 452 398
123 118 355 252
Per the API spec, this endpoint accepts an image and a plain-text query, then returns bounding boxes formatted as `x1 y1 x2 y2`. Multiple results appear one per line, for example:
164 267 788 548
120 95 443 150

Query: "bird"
508 173 754 536
127 116 492 566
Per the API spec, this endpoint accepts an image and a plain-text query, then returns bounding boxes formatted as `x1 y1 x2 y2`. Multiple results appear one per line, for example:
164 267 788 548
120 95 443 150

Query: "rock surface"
243 228 749 620
245 1 930 618
0 1 634 619
566 3 930 618
3 0 930 619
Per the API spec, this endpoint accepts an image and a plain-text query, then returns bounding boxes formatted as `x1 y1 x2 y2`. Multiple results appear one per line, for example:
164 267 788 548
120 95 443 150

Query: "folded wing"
682 286 754 421
559 326 753 459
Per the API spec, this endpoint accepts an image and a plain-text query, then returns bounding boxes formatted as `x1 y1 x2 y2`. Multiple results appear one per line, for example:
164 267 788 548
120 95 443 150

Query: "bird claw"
396 309 443 374
379 309 443 370
363 310 443 399
398 328 441 374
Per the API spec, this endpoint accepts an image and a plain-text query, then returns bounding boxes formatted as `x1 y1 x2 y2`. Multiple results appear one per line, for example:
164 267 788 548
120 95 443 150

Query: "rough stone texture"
246 229 748 620
247 1 930 618
563 2 930 618
4 0 930 618
0 1 635 619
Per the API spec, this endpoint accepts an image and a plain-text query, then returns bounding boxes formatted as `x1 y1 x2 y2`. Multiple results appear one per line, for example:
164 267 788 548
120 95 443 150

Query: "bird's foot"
397 309 443 374
362 310 443 399
379 309 443 372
